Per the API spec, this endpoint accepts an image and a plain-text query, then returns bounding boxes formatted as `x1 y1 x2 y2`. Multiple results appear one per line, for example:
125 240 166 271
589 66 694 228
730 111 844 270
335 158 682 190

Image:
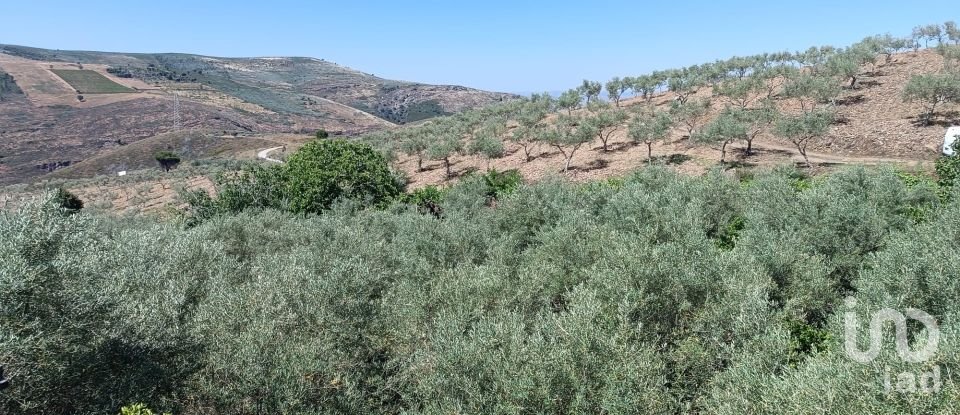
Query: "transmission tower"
173 91 181 133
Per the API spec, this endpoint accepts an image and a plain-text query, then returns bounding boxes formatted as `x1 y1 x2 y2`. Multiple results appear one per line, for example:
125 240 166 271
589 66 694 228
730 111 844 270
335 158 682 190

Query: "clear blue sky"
1 1 957 93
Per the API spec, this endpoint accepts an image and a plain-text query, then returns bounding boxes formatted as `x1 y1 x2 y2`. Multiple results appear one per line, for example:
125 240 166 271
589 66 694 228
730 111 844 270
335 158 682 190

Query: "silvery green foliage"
0 167 955 414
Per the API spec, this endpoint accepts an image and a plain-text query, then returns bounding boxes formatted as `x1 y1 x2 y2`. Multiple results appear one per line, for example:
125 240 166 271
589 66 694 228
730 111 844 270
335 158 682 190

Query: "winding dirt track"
257 146 285 163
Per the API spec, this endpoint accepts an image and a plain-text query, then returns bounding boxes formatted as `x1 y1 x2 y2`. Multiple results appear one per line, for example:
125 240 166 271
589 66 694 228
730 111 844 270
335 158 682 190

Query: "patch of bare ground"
0 174 213 216
819 49 954 157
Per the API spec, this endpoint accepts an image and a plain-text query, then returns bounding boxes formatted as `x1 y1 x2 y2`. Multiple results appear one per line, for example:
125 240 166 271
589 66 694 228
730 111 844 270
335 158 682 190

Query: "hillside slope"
385 49 952 188
0 44 517 184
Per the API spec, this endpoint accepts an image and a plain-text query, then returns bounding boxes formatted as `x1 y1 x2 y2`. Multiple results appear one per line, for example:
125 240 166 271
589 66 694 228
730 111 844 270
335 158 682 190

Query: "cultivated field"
50 69 134 94
0 52 155 108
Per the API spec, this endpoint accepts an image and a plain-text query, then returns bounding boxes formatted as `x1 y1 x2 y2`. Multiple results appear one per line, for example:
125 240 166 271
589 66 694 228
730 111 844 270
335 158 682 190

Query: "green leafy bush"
185 140 404 222
286 139 404 213
936 139 960 189
401 185 446 217
52 188 83 213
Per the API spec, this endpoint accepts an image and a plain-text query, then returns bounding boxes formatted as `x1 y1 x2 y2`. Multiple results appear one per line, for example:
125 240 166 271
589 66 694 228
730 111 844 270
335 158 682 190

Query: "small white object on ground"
943 126 960 156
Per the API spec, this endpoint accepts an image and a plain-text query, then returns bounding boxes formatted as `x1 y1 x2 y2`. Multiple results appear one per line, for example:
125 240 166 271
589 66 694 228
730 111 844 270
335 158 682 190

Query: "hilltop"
0 44 517 184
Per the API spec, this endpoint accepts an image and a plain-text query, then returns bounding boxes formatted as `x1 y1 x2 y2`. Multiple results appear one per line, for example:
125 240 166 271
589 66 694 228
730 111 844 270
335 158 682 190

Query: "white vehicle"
943 126 960 156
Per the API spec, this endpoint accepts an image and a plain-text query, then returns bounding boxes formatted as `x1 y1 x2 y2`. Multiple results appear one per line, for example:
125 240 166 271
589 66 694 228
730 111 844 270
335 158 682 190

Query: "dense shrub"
3 167 959 414
286 139 404 213
936 139 960 189
154 151 181 172
185 140 404 222
53 188 83 212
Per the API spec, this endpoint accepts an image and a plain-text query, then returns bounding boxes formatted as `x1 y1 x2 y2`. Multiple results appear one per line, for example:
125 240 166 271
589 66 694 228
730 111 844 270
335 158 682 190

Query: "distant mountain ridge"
0 44 519 183
0 44 518 123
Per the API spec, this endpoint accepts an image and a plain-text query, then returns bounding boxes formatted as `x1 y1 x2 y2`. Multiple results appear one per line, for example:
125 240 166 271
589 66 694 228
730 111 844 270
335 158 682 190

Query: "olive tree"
557 89 582 115
427 125 465 179
545 115 595 172
578 79 603 104
694 109 748 163
670 98 712 137
509 99 550 162
509 125 541 162
586 104 628 151
468 128 506 170
774 109 835 167
754 64 799 99
399 128 431 172
946 21 960 45
714 75 763 109
736 99 779 155
826 45 879 89
782 73 841 112
937 44 960 69
860 34 912 64
914 24 944 48
667 67 704 104
902 72 960 124
605 77 630 107
630 74 661 105
628 109 674 163
796 46 837 74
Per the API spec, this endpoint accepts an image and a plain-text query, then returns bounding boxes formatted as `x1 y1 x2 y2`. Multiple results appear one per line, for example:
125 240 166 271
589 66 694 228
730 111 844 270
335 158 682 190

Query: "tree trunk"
926 101 939 125
795 140 812 168
554 145 570 172
646 142 653 164
746 131 761 156
416 156 423 172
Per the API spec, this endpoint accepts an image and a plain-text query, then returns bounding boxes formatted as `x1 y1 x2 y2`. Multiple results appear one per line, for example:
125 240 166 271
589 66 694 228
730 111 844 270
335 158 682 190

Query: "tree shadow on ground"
649 153 693 165
836 94 866 106
593 141 638 153
909 111 960 128
569 158 610 173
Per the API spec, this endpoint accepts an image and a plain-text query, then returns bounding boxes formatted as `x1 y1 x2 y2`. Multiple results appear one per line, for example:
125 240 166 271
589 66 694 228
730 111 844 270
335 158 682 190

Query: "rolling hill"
0 44 518 184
